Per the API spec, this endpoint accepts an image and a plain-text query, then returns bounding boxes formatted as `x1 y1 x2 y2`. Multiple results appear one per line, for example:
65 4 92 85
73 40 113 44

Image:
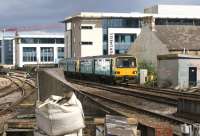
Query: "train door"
110 59 113 76
189 67 197 86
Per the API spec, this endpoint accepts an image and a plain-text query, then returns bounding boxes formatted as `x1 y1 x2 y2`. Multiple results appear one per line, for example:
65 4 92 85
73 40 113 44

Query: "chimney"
142 16 156 31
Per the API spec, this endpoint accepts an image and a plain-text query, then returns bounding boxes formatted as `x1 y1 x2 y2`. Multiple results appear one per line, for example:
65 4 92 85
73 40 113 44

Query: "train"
59 54 138 83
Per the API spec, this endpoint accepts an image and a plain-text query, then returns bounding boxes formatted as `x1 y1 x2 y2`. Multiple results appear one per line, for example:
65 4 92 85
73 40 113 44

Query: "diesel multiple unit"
59 55 137 83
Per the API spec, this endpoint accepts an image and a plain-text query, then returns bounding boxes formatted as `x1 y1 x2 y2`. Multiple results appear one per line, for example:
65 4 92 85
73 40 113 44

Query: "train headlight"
115 71 120 74
133 71 137 74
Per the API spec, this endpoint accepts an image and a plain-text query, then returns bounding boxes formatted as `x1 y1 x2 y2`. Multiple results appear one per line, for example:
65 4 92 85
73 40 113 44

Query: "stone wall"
128 26 169 69
157 59 179 88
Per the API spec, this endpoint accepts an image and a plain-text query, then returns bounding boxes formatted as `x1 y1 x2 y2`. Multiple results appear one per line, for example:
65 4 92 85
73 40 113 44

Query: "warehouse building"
0 32 64 67
157 54 200 89
64 4 200 58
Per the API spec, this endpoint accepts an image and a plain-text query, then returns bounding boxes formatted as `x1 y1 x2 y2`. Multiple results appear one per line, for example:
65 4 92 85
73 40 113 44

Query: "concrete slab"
105 115 135 136
38 68 77 102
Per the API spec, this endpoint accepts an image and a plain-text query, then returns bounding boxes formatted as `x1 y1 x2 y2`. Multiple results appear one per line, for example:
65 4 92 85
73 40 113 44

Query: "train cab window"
116 58 136 68
115 50 120 54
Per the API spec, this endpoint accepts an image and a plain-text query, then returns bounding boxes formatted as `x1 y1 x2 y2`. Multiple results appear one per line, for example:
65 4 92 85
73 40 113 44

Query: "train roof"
59 54 136 63
68 54 134 59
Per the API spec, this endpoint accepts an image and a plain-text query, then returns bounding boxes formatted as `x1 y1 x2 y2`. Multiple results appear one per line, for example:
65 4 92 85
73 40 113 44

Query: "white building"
0 31 64 67
15 32 64 67
64 12 145 58
144 4 200 16
64 4 200 58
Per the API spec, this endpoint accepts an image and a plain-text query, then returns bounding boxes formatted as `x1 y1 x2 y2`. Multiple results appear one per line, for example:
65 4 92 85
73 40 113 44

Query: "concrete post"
140 69 148 85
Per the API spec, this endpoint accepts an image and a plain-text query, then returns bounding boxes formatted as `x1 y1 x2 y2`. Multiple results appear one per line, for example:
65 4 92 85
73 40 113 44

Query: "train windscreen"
116 57 136 68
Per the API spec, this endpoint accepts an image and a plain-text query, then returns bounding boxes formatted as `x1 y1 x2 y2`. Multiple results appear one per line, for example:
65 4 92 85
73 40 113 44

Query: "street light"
1 29 5 64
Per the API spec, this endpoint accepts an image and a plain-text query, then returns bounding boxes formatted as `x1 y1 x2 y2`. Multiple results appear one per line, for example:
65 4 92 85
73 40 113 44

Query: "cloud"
0 0 199 30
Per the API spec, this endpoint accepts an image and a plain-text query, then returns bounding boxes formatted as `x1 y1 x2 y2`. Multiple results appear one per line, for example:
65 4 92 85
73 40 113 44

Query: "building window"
114 34 137 54
57 47 64 59
81 26 93 29
21 38 64 44
155 18 200 26
40 47 54 62
103 49 108 55
115 34 136 43
102 18 140 28
0 40 14 64
81 42 93 45
115 50 119 54
4 40 13 64
102 18 141 55
103 34 108 42
121 35 125 43
56 38 64 44
21 38 38 44
131 35 136 42
23 47 37 62
38 38 55 44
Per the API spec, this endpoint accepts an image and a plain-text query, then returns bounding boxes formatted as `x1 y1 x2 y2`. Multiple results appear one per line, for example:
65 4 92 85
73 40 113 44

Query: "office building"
0 32 64 67
15 32 64 67
64 4 200 58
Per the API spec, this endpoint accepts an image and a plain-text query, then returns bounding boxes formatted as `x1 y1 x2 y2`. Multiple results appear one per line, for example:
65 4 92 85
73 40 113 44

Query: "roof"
154 25 200 51
144 4 200 18
17 31 64 38
63 54 134 60
64 12 149 22
64 9 200 22
157 54 200 60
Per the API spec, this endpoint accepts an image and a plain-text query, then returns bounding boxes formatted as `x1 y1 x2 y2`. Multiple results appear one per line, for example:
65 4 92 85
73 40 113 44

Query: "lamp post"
1 29 5 64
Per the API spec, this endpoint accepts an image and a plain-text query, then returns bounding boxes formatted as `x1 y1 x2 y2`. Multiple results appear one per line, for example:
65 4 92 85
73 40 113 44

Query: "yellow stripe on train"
114 68 137 77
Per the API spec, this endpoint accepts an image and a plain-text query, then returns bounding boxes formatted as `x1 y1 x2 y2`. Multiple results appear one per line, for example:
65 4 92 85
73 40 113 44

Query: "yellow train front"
112 55 137 83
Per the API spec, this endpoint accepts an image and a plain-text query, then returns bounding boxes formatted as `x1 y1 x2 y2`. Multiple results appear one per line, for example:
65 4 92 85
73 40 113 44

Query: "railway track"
69 79 176 105
122 83 200 99
79 89 192 124
71 83 193 125
69 79 200 106
69 79 198 124
0 78 12 92
0 73 36 115
0 76 24 98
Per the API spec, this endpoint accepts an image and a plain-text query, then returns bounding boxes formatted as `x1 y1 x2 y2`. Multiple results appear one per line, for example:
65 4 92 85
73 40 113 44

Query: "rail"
70 79 200 106
0 73 36 115
70 79 196 124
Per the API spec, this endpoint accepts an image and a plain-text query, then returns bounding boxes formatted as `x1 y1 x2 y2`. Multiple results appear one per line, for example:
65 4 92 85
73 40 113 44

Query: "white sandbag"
66 93 82 110
36 93 85 136
40 94 83 110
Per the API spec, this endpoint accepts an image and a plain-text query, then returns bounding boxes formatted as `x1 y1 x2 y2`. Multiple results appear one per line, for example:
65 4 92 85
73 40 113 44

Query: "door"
189 67 197 86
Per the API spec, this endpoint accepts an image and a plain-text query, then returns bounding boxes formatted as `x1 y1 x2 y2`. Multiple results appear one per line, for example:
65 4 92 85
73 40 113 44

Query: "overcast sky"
0 0 200 31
